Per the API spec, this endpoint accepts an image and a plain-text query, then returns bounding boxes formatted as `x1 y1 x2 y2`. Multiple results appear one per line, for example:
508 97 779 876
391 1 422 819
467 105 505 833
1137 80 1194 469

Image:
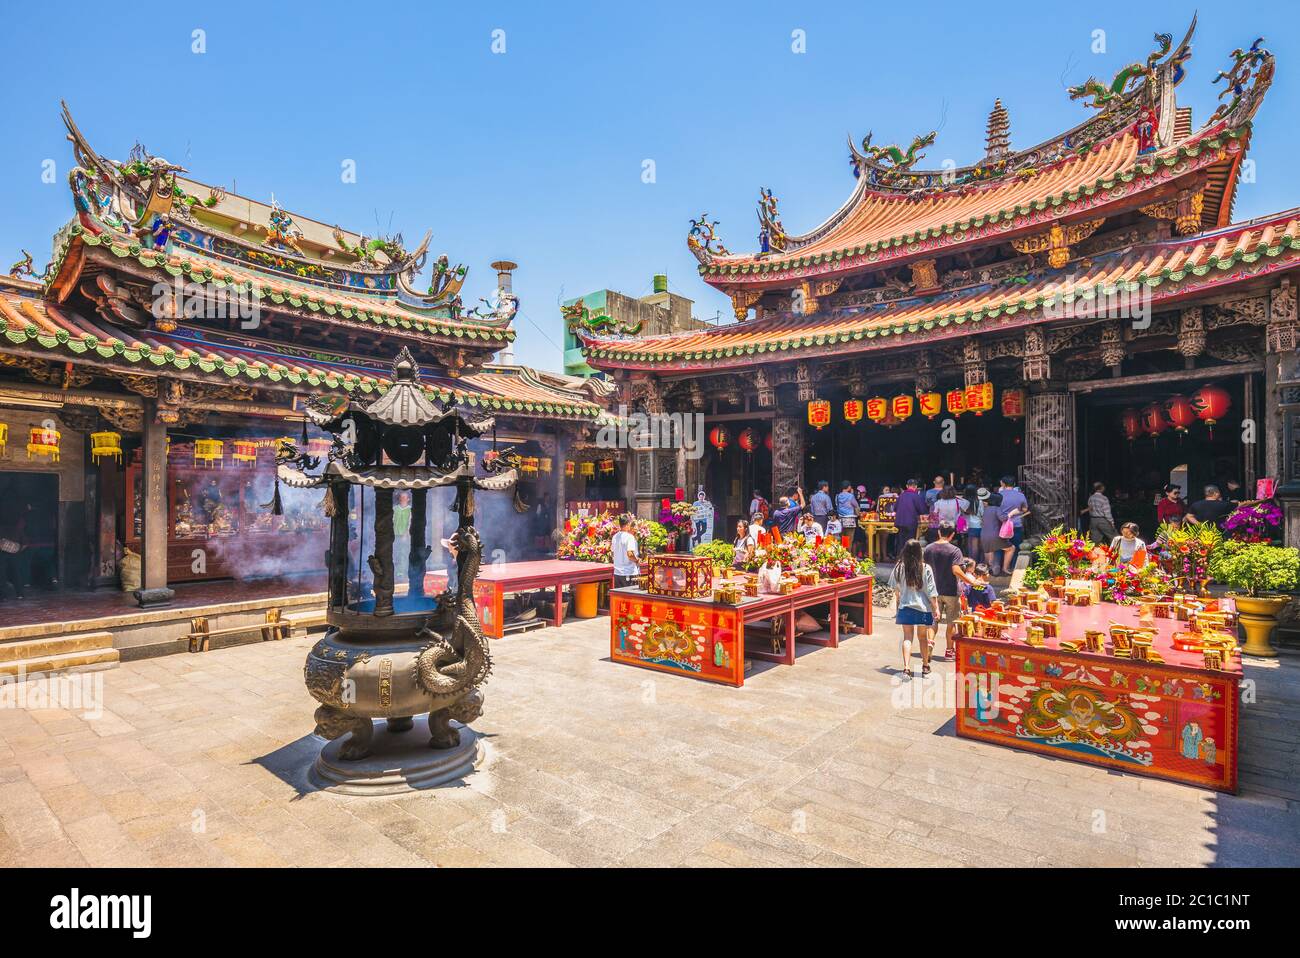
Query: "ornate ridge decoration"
1010 219 1105 269
563 300 643 338
757 188 788 254
687 213 729 263
849 130 937 185
1212 38 1273 124
1068 22 1195 112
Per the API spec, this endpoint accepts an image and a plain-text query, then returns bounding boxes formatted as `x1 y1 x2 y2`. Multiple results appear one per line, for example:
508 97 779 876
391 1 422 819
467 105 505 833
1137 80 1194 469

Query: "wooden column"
138 400 172 603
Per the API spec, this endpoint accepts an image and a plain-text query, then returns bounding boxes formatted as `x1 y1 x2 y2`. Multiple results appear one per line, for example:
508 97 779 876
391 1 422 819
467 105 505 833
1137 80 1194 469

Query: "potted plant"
1211 542 1300 657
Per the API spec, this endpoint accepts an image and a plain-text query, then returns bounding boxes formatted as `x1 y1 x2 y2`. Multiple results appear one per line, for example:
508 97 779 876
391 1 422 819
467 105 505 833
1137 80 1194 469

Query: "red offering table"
609 575 873 687
955 601 1241 793
425 560 613 638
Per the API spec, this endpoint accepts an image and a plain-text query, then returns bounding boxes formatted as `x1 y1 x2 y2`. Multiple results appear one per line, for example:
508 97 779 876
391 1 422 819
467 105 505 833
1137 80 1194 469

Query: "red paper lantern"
763 432 773 452
1190 384 1231 430
1000 388 1025 419
843 399 864 425
737 428 758 452
1140 402 1168 437
1163 395 1196 434
1120 408 1143 443
708 426 729 450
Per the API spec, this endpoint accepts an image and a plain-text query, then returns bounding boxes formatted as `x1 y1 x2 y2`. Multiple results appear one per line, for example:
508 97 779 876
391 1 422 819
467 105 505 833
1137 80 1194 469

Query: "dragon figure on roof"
1068 18 1196 111
563 301 642 338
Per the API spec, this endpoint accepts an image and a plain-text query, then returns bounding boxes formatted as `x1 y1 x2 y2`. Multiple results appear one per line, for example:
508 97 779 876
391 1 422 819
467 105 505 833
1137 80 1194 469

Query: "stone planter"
1230 594 1292 658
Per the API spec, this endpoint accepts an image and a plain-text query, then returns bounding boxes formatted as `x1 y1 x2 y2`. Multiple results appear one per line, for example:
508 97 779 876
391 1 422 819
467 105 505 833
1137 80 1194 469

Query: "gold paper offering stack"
955 616 977 638
1110 625 1134 657
1025 625 1046 647
1084 629 1106 653
713 582 741 605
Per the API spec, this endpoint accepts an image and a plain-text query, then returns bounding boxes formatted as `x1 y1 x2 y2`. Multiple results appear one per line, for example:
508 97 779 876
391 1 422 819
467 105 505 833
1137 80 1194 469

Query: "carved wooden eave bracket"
1140 186 1206 236
1010 219 1104 269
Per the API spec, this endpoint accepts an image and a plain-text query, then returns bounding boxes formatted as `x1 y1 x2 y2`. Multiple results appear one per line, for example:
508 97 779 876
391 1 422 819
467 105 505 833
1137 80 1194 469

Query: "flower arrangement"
1223 501 1282 543
658 496 694 536
1022 525 1173 604
557 512 667 563
735 532 868 580
1156 519 1222 586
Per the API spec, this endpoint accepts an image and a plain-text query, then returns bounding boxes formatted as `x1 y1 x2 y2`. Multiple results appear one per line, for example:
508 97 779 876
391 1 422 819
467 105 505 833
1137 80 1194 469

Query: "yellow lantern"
843 399 864 425
194 438 224 468
946 389 967 416
965 382 994 415
579 461 596 478
522 456 539 476
565 461 575 478
0 422 8 456
918 392 943 418
27 426 61 462
231 440 258 465
865 397 888 423
807 399 831 430
599 458 615 475
891 395 914 420
540 457 553 473
90 431 123 464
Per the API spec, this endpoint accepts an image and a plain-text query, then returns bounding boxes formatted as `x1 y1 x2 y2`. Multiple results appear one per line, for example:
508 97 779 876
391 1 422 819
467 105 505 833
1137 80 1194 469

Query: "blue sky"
1 1 1296 371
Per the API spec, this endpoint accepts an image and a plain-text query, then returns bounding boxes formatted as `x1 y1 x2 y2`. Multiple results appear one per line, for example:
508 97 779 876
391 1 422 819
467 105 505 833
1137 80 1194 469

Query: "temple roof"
0 281 604 422
585 210 1300 371
691 24 1272 289
45 105 516 360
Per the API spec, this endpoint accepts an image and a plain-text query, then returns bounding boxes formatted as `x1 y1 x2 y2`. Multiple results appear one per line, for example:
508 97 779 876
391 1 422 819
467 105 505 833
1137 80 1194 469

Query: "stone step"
0 630 114 664
0 648 120 679
0 631 119 679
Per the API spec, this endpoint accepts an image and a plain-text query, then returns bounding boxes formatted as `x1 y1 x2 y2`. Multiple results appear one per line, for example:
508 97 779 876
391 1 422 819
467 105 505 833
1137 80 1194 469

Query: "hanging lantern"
540 457 553 473
946 388 967 416
1163 395 1197 434
763 432 773 452
1000 388 1026 419
1139 402 1168 438
90 431 123 465
1120 408 1143 443
579 461 596 478
194 438 224 466
1190 384 1231 436
708 425 730 450
737 428 758 452
599 458 615 475
918 392 943 418
890 394 914 420
843 399 864 425
807 399 831 430
865 397 888 423
522 456 540 476
964 382 994 415
26 426 61 462
0 422 6 456
231 439 258 465
880 410 903 428
565 461 575 478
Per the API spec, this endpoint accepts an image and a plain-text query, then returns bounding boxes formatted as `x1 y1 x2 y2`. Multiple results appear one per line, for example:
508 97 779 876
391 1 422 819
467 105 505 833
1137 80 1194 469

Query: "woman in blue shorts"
888 538 939 677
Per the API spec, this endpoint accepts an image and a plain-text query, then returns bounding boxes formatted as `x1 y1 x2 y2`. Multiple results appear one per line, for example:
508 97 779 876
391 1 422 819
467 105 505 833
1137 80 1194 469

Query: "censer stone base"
311 717 484 796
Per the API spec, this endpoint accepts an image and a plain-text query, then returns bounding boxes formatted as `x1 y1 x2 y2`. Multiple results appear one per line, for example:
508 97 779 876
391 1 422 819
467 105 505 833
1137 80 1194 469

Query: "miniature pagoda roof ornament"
364 346 443 427
985 99 1011 161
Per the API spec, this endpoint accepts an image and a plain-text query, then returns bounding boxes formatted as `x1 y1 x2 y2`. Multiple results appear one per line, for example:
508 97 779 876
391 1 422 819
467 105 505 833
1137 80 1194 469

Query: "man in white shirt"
611 515 640 588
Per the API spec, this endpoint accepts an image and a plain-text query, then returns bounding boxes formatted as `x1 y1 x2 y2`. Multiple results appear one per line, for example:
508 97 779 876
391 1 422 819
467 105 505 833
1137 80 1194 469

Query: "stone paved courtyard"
2 615 1298 868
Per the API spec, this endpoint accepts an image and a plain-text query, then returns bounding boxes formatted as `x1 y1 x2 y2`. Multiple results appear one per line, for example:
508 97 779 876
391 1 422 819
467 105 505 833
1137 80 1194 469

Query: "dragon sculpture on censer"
281 346 517 765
